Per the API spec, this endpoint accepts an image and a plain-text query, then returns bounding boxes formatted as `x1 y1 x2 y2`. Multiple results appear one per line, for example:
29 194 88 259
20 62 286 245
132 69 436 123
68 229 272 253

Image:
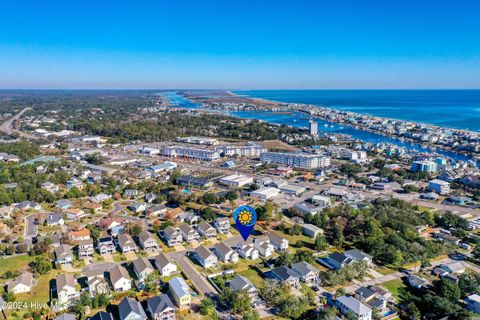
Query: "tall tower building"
309 119 318 136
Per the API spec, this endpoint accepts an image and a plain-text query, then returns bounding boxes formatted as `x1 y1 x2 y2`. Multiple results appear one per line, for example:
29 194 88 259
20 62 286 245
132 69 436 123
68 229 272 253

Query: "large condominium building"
309 120 318 136
161 146 220 161
176 136 219 145
429 179 450 195
260 152 330 169
216 145 267 157
411 160 437 173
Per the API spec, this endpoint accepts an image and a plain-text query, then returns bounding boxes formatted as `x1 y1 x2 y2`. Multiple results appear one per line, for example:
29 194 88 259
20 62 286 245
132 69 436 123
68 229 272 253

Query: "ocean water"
162 91 476 163
234 90 480 132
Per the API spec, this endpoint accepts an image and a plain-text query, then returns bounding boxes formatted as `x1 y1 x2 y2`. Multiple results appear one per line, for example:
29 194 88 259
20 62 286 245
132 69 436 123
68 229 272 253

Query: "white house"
194 246 218 269
7 272 35 294
235 243 259 260
253 236 274 257
56 273 79 306
109 265 131 292
154 253 177 277
213 242 239 263
336 295 372 320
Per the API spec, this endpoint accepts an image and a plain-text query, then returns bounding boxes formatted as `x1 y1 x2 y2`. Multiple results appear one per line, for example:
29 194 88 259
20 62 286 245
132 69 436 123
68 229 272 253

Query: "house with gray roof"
78 238 95 259
213 242 239 263
109 265 131 292
46 213 64 226
267 232 289 252
291 261 319 285
97 236 116 255
302 224 323 239
197 220 217 238
146 294 176 320
137 230 159 252
54 244 74 265
214 217 230 234
194 246 218 269
179 224 200 243
163 226 182 246
336 295 372 320
154 253 177 277
56 273 78 306
228 275 258 300
132 257 155 281
169 277 191 308
117 233 138 254
7 271 35 294
118 297 147 320
90 311 113 320
270 266 300 289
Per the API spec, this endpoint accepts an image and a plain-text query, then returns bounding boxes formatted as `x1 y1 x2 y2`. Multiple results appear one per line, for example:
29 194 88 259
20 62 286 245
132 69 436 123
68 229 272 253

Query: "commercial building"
260 152 330 169
176 136 218 145
428 179 450 195
250 187 281 201
216 145 267 157
161 146 220 161
219 174 254 187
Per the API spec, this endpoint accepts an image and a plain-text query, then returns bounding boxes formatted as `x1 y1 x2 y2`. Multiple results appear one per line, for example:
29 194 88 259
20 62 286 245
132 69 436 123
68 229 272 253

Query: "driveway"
169 250 218 296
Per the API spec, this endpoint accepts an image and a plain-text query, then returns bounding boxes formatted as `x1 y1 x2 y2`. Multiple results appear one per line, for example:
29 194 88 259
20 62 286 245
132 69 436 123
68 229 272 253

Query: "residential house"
213 242 239 263
291 261 319 285
118 297 147 320
90 311 114 320
97 236 116 255
194 246 218 269
267 233 289 252
229 275 258 300
169 277 191 308
117 233 138 254
133 257 155 282
123 189 140 198
137 230 160 252
253 236 274 257
439 262 465 275
176 211 200 225
154 253 177 277
7 272 35 294
302 224 323 239
235 242 259 260
128 201 147 213
109 265 131 292
163 226 182 246
146 204 167 217
146 294 176 320
78 239 95 259
56 199 73 210
46 213 65 226
197 220 217 238
65 208 87 220
466 294 480 314
179 224 200 243
407 275 429 289
85 270 110 296
336 295 372 320
214 217 230 234
354 286 389 312
16 201 41 211
56 273 79 306
270 266 300 289
68 228 91 242
54 244 74 265
144 193 157 204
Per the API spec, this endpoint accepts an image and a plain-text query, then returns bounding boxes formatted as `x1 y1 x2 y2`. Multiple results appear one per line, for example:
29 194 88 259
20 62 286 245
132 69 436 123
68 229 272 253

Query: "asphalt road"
0 107 35 138
24 214 38 238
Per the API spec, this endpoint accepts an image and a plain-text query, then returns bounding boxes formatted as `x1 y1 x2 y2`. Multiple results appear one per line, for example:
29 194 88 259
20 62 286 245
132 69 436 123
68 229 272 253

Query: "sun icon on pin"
237 209 253 226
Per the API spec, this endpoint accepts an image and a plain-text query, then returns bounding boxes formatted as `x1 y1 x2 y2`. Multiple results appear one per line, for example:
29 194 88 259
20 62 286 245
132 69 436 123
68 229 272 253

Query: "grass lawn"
0 255 35 277
238 268 265 288
375 266 397 275
381 278 408 303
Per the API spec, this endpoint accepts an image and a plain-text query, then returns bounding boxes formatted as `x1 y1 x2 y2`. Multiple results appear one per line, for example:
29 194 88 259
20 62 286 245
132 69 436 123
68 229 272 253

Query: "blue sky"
0 0 479 89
